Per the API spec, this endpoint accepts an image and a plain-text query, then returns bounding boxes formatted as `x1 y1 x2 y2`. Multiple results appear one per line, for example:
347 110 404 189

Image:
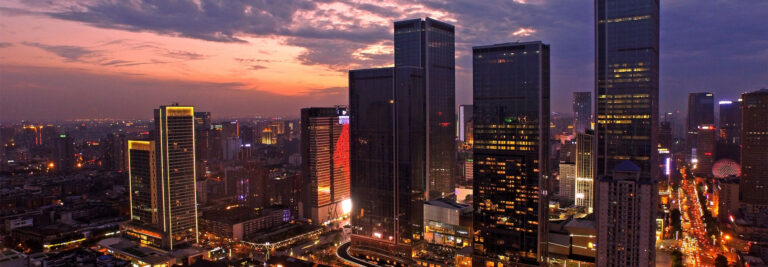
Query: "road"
336 242 378 267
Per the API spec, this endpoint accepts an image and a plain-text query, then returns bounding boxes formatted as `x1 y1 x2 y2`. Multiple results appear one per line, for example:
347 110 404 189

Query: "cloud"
164 50 206 60
23 41 98 62
0 42 13 48
249 65 266 70
512 27 536 36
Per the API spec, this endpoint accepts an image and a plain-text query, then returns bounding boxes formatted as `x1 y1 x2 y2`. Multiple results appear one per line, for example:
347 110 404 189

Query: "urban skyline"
1 1 766 121
2 1 768 267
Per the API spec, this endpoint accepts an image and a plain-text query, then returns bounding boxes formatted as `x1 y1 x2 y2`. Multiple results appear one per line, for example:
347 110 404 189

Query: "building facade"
472 41 550 266
573 92 592 133
575 131 595 212
741 89 768 207
349 67 426 264
394 18 456 200
686 93 715 155
300 107 351 225
596 161 657 266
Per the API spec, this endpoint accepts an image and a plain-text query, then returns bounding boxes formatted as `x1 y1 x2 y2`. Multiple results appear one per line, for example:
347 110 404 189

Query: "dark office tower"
596 161 657 266
719 100 741 145
154 105 198 250
301 106 351 225
694 125 716 177
459 104 473 143
472 41 550 266
394 18 456 200
349 67 426 264
194 112 211 130
740 89 768 207
128 140 158 225
686 92 715 154
572 92 592 133
54 133 75 174
659 121 672 150
595 0 660 182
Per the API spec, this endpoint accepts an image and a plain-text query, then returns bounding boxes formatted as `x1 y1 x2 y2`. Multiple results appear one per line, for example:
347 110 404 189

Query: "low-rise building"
200 206 289 240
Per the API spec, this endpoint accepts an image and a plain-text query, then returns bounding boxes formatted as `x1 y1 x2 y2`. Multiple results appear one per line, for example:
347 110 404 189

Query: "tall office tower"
694 125 716 177
719 100 741 144
686 93 715 154
459 104 473 143
572 92 592 133
300 107 351 225
53 133 75 174
472 41 550 266
128 140 158 225
348 67 426 264
595 0 659 179
559 162 576 201
154 105 198 250
740 89 768 207
596 161 657 266
658 121 672 150
394 18 456 200
575 131 594 212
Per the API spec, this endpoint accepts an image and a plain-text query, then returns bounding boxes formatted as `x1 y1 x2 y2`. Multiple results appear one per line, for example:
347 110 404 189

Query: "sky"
0 0 766 121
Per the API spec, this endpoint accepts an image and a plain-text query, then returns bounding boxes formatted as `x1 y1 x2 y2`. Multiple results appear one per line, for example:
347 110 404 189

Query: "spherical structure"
712 159 741 178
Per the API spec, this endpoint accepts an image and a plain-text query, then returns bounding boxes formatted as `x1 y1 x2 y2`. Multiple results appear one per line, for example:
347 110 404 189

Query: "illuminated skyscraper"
349 67 426 264
472 41 550 266
395 18 456 200
573 92 592 133
694 124 716 177
595 0 659 263
154 104 198 250
686 92 715 155
595 0 659 181
301 106 351 225
125 140 165 248
741 89 768 206
575 131 594 212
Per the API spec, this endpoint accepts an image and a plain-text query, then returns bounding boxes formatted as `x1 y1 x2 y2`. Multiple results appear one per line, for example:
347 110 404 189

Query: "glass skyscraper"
472 41 550 266
573 92 592 133
686 92 715 154
595 0 660 181
394 18 456 200
348 67 426 264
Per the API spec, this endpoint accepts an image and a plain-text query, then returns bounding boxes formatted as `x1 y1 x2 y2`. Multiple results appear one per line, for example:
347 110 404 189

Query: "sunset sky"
1 0 766 121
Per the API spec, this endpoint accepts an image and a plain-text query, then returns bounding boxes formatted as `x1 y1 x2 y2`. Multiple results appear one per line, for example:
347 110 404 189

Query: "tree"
715 254 728 267
670 250 684 267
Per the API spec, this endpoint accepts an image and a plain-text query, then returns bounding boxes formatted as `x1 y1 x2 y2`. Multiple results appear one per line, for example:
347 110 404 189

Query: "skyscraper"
694 124 716 177
595 0 659 262
719 100 741 144
53 133 75 174
740 89 768 207
596 161 657 266
125 140 164 248
348 67 426 264
573 92 592 133
595 0 660 181
154 104 198 250
686 92 715 155
472 41 550 266
575 131 594 212
394 18 456 200
301 106 351 225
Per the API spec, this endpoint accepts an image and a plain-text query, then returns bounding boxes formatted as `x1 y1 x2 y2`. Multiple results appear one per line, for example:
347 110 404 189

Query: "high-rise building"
154 105 198 250
595 0 659 262
575 131 594 212
686 92 715 155
596 161 657 266
694 124 716 177
595 0 660 181
459 104 473 143
559 162 576 201
301 107 351 225
127 140 158 225
53 133 75 174
572 92 592 133
394 18 456 200
740 89 768 206
348 67 426 264
472 41 550 266
719 100 741 144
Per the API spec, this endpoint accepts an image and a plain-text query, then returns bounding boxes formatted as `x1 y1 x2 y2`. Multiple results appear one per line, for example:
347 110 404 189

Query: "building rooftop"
614 160 641 172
